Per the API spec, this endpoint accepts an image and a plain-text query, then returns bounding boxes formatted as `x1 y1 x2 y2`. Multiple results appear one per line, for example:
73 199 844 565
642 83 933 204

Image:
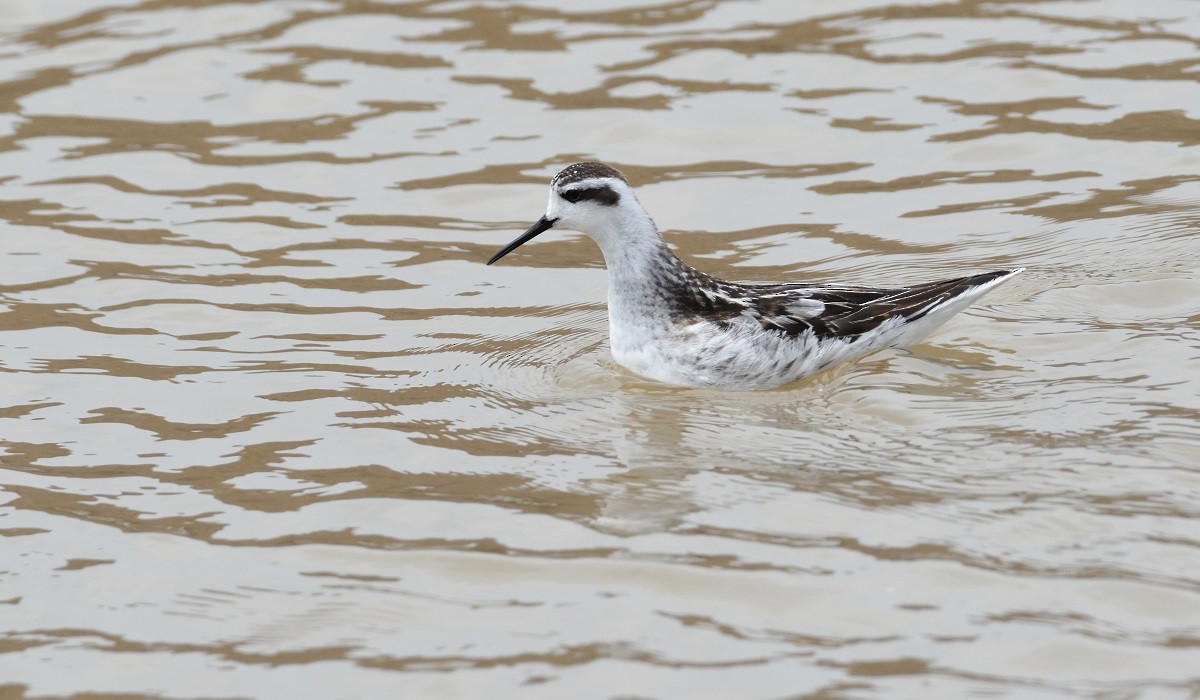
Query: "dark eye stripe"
561 185 619 206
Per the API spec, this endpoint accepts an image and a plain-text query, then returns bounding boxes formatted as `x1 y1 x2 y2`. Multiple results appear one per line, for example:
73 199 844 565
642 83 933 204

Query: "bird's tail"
889 268 1025 347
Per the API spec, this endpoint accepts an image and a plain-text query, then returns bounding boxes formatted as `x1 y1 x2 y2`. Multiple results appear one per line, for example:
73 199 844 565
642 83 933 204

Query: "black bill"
487 215 558 266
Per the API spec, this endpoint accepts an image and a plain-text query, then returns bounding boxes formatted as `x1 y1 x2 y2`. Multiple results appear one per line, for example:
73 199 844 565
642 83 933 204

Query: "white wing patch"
750 291 827 319
783 297 825 318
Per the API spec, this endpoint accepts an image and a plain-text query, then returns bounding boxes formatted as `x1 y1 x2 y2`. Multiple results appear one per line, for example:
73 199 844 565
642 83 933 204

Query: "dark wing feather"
740 271 1013 340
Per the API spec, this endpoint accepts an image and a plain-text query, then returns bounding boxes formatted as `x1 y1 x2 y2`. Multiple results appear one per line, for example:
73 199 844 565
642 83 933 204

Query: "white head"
487 162 658 266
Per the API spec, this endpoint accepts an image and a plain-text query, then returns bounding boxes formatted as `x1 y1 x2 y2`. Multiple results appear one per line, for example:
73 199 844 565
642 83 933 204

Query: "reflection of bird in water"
490 162 1022 390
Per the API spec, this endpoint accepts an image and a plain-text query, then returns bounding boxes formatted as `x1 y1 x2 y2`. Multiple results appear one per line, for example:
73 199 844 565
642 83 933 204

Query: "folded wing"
742 271 1015 340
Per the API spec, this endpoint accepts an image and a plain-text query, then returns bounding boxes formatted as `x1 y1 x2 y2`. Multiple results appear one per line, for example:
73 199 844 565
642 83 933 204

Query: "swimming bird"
488 162 1021 390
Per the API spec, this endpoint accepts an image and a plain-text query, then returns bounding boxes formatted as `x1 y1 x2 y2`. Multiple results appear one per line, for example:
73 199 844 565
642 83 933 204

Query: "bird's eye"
560 189 582 203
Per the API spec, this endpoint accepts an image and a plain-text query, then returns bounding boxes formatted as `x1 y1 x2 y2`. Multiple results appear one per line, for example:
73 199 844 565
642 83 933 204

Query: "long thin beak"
486 215 558 265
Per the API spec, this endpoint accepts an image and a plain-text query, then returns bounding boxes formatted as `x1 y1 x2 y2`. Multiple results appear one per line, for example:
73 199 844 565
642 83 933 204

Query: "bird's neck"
590 213 713 328
593 216 688 290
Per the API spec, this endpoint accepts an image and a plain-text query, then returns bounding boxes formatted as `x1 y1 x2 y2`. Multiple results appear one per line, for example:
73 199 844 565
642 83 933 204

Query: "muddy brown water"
1 1 1199 698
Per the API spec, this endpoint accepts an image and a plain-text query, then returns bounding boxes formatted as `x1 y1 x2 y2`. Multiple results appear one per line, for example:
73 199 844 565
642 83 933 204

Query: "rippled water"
1 1 1198 697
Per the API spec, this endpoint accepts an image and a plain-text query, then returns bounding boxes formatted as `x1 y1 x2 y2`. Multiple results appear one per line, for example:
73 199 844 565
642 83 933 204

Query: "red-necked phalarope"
488 161 1023 390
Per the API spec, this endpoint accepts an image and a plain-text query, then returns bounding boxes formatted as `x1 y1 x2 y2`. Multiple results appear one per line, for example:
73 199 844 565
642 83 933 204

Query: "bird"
487 161 1022 390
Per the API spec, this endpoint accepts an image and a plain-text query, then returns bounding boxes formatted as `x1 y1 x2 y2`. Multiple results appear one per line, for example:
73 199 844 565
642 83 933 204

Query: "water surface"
1 1 1199 697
